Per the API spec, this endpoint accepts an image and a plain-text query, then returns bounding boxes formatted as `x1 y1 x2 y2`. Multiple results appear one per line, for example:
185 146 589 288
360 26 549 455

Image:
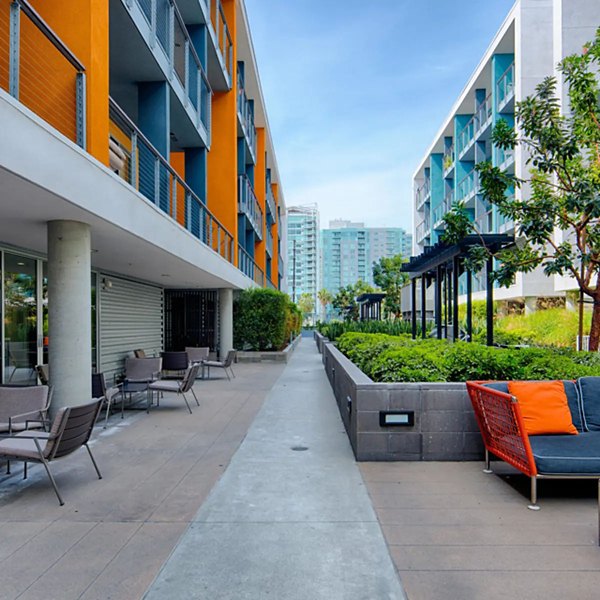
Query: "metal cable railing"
209 0 233 81
0 0 86 147
133 0 212 140
109 97 234 264
237 68 257 157
238 244 264 286
238 174 264 240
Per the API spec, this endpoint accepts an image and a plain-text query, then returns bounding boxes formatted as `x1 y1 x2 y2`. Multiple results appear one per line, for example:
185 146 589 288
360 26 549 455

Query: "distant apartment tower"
321 221 411 318
412 0 598 307
287 205 319 318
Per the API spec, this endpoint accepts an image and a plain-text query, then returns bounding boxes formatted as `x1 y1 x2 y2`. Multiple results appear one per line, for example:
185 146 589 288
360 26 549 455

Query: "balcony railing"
443 144 454 174
238 245 265 286
1 0 86 147
432 192 453 227
238 174 264 240
209 0 233 82
109 98 234 263
266 186 277 221
416 218 430 243
415 178 431 210
457 115 476 157
456 169 478 202
475 93 493 134
497 62 515 110
237 69 257 158
266 226 274 257
475 210 493 233
494 145 515 169
133 0 212 139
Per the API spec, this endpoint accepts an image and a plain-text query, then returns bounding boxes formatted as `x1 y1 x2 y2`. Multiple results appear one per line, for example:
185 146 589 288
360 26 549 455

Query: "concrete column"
48 220 91 413
219 288 234 359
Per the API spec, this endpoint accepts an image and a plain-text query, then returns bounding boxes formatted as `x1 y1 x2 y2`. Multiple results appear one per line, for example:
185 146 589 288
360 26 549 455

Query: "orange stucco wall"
271 182 280 285
170 152 187 226
254 128 267 274
207 0 238 266
31 0 109 165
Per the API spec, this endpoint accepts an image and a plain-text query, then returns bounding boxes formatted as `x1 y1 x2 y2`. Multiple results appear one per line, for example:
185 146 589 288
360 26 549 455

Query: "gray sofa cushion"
529 433 600 474
577 377 600 431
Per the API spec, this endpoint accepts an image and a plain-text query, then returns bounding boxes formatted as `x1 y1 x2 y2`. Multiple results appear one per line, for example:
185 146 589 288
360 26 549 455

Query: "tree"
443 28 600 349
372 254 409 319
297 292 315 325
331 280 375 322
317 288 333 319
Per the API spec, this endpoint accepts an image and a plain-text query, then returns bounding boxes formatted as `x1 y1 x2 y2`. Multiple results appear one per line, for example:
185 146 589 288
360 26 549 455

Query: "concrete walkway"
144 339 406 599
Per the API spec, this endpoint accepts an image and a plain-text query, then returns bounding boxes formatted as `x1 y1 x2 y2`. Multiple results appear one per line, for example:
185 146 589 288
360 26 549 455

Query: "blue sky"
244 0 515 232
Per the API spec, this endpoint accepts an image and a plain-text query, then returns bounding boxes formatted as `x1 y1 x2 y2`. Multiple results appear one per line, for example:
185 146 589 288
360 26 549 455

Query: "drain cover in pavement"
291 446 309 451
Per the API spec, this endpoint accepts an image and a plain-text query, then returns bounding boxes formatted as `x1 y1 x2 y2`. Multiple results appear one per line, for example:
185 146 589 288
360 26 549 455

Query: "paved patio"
1 339 599 599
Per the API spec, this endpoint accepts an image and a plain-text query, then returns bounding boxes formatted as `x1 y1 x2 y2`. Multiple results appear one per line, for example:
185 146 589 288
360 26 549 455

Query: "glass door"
3 253 38 385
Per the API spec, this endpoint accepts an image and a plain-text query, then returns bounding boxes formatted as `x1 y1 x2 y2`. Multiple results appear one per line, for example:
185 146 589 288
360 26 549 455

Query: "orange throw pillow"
507 380 578 436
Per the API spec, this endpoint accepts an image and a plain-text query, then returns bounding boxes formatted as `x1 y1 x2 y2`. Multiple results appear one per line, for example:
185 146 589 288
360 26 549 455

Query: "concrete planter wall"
314 331 328 354
321 340 484 462
237 335 302 363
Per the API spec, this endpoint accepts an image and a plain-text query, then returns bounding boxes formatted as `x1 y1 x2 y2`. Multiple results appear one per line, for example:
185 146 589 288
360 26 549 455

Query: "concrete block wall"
321 341 484 462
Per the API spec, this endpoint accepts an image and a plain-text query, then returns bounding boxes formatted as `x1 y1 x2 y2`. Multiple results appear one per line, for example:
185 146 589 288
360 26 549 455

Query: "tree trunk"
588 293 600 351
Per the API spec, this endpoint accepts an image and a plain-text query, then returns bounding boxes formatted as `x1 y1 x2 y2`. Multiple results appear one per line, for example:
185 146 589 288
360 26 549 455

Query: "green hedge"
335 332 600 383
234 289 301 351
317 319 420 342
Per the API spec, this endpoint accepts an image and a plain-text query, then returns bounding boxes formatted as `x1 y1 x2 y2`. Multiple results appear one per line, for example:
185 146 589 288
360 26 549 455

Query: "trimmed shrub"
234 289 300 351
318 319 419 342
334 332 600 382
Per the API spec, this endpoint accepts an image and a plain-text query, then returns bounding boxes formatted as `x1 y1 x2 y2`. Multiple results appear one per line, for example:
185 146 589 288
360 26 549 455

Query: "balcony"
416 218 430 244
109 98 234 263
475 92 493 137
494 145 515 172
238 245 265 286
457 115 476 159
125 0 212 142
415 178 431 211
456 169 478 204
237 70 257 160
475 210 493 233
1 0 86 148
266 186 277 222
238 174 264 240
433 192 453 229
443 144 454 177
208 0 233 87
497 62 515 113
266 226 274 257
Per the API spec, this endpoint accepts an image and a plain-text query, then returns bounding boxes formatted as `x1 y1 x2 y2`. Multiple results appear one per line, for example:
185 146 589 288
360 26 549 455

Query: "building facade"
0 0 285 408
412 0 598 309
287 205 319 322
321 221 412 319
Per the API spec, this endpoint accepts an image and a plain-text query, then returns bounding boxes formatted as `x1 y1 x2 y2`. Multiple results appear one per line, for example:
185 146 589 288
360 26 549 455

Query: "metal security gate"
164 290 218 352
98 275 164 381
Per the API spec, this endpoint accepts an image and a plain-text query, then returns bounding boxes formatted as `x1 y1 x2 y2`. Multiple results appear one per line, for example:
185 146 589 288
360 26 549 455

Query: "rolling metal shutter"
98 275 163 381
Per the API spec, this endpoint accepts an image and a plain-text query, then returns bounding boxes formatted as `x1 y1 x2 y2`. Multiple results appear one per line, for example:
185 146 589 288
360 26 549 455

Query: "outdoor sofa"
467 378 600 543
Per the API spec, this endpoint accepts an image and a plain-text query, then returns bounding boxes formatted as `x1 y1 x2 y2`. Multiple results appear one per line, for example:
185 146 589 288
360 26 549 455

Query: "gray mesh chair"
0 399 103 505
0 385 51 434
203 350 236 380
185 347 210 363
148 363 201 414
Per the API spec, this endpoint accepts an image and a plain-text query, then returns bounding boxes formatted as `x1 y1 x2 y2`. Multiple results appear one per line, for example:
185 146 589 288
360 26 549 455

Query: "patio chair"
122 357 162 384
203 350 236 381
161 351 189 378
0 385 52 434
0 399 103 505
91 372 120 428
148 363 201 414
36 364 49 385
185 347 210 364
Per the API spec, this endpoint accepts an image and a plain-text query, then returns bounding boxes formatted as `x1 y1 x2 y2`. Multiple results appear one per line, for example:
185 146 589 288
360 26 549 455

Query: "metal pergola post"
435 265 442 339
453 256 460 341
411 278 417 340
421 273 427 339
486 256 494 346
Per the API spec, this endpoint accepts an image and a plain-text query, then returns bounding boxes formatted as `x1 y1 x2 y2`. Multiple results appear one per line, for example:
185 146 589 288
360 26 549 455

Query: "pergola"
356 292 386 321
402 234 514 345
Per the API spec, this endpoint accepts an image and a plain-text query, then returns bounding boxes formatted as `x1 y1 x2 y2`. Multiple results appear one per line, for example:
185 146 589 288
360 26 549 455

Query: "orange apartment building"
0 0 285 409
